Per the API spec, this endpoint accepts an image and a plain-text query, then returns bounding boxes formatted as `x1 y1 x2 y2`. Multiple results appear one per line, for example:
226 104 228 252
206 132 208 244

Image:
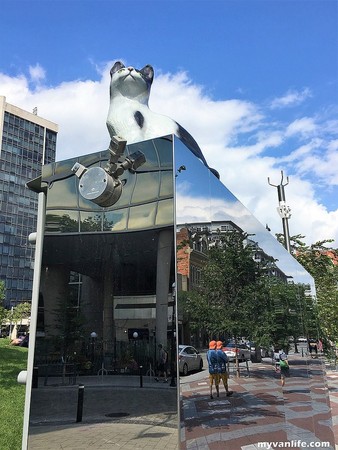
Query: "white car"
178 345 203 375
222 342 251 362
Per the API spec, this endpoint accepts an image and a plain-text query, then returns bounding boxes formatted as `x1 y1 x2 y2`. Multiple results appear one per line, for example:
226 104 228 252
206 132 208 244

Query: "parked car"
178 345 203 375
247 342 273 360
222 342 251 362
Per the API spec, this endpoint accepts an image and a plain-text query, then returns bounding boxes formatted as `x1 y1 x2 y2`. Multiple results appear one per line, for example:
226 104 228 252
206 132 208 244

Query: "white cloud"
1 64 337 247
286 117 317 137
29 64 46 83
270 88 312 109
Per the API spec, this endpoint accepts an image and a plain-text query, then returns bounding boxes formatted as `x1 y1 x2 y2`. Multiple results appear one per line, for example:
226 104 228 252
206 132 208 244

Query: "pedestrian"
273 347 280 372
278 349 289 387
155 344 168 383
309 340 318 357
207 340 219 399
318 339 323 354
216 341 233 397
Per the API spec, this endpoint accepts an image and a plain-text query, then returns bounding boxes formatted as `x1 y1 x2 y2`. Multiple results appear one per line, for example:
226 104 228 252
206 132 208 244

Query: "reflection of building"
28 137 175 370
0 97 58 307
177 220 289 293
177 221 243 292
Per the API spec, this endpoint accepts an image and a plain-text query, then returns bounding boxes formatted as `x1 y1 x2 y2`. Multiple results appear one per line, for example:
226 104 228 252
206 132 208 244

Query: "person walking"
216 341 233 397
207 340 219 399
278 349 289 387
155 344 168 383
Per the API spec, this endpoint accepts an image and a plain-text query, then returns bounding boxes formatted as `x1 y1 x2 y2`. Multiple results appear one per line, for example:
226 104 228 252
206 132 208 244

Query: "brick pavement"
180 354 336 450
27 375 179 449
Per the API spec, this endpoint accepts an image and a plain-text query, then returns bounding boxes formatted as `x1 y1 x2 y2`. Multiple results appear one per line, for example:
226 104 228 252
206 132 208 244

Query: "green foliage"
12 302 31 324
0 339 28 450
278 234 338 342
182 230 314 349
0 306 7 329
52 293 88 359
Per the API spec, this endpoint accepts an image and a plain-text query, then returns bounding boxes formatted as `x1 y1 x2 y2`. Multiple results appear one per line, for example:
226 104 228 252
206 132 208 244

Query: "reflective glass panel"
26 139 178 449
173 137 323 449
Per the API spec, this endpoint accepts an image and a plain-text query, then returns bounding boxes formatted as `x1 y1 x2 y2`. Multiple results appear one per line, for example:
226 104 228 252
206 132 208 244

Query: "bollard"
302 348 304 357
32 367 38 388
76 384 84 422
139 365 143 388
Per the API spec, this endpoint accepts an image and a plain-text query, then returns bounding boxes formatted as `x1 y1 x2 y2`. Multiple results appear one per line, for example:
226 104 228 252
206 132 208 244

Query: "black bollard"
76 384 84 422
32 367 38 388
139 365 143 388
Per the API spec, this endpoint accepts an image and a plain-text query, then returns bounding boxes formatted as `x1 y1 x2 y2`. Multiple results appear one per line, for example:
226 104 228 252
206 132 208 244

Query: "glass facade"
0 110 57 306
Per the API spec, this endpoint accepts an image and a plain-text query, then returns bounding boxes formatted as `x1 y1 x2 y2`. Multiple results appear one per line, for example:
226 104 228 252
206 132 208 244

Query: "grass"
0 338 28 450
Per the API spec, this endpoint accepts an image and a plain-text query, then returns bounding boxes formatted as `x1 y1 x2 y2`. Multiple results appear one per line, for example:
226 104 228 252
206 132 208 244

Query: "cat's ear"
140 65 154 84
110 61 125 77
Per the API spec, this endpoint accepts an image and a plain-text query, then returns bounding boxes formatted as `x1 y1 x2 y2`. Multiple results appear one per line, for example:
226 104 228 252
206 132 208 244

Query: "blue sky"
1 0 338 246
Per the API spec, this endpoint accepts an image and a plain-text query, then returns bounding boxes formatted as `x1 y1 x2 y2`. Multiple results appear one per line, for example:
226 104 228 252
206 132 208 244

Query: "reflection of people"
318 339 323 353
207 341 219 399
155 344 168 383
278 349 289 387
309 340 318 357
273 347 280 371
216 341 233 397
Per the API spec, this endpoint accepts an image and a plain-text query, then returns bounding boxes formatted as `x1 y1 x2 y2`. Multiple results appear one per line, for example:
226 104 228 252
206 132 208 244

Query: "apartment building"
0 96 58 306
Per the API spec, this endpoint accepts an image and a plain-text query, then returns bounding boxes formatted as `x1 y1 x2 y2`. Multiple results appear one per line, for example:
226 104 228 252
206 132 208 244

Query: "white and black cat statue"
106 61 219 178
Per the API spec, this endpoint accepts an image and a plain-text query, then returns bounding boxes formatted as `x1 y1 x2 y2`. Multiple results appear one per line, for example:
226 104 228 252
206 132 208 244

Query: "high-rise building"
0 96 58 307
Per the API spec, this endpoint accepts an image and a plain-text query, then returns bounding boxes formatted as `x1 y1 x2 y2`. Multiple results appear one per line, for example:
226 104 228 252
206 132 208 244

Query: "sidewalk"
27 354 338 449
181 353 336 450
28 374 179 449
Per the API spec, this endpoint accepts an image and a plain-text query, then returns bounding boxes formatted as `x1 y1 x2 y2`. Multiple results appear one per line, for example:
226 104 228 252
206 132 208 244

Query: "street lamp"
90 332 97 372
133 332 139 366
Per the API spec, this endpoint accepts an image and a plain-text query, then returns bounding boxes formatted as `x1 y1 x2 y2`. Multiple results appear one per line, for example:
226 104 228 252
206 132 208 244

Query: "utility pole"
268 171 292 253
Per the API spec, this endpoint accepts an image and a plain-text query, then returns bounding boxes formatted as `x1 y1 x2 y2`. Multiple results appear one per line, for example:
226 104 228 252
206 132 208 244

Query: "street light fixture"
90 332 97 372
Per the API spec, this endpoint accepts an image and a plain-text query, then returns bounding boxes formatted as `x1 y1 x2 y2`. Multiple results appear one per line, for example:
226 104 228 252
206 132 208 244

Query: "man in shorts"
216 341 233 397
207 340 219 399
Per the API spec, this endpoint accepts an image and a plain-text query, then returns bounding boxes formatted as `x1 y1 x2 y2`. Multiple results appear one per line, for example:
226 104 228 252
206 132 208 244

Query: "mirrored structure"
23 136 321 449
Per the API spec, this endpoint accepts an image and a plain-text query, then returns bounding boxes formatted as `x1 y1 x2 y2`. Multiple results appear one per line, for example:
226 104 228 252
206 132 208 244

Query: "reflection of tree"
264 279 311 350
81 215 102 232
51 293 88 363
47 212 117 233
46 214 78 232
181 230 312 351
277 234 338 345
183 231 263 342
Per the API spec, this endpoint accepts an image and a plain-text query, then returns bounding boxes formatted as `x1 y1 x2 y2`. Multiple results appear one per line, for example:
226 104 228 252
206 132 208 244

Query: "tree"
186 231 265 341
277 234 338 344
12 302 31 327
182 231 313 355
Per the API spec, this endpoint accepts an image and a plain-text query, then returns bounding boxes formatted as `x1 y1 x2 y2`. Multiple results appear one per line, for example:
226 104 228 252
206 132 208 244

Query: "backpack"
280 359 288 369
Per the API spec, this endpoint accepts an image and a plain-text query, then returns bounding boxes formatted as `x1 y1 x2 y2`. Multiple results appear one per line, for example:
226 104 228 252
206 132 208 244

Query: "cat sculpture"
106 61 219 178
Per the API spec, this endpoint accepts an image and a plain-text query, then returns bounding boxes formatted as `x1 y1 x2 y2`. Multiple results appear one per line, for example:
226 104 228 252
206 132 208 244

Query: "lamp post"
133 331 138 366
268 171 291 253
90 332 97 372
